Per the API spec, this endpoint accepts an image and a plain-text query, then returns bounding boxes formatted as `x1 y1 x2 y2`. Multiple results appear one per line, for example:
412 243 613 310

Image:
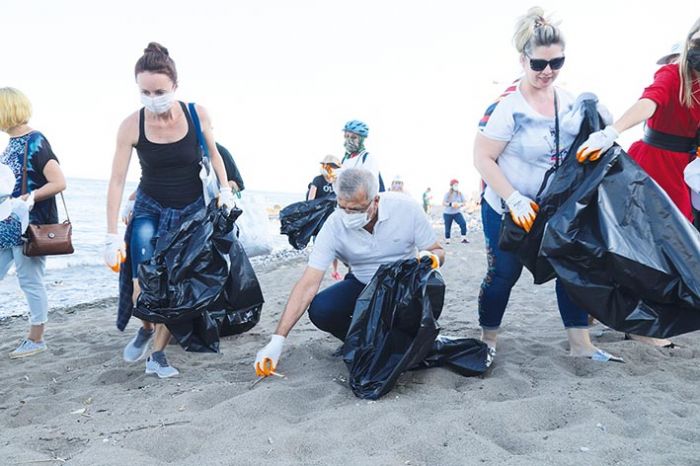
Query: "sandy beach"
1 219 700 466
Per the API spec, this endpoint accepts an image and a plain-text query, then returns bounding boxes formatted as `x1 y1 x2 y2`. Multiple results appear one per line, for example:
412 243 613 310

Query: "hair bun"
144 42 169 56
533 17 547 29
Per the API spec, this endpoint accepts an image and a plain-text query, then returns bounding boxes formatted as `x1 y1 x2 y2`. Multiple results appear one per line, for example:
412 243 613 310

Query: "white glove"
255 334 285 376
577 126 619 163
505 191 539 233
24 191 35 211
418 250 440 269
104 233 126 273
218 187 235 210
120 199 135 225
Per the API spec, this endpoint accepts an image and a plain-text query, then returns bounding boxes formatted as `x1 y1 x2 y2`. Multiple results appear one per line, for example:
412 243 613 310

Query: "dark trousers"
307 274 365 340
443 212 467 238
477 201 589 329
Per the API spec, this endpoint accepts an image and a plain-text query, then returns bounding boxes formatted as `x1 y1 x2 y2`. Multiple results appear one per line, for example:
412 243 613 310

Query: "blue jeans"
308 274 366 340
477 201 588 329
130 213 159 277
0 246 48 325
443 212 467 239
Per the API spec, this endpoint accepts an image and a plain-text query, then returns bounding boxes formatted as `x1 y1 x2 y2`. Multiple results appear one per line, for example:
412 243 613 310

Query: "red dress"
627 64 700 220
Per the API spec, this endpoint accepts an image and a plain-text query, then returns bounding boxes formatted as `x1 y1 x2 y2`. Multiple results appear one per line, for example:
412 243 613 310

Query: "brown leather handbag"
20 140 74 257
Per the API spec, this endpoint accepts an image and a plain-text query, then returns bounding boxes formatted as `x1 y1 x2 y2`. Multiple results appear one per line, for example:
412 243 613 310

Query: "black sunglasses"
527 55 566 72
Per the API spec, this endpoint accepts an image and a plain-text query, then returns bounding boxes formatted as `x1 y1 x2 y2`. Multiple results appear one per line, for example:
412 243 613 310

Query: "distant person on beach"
105 42 234 378
306 154 342 280
339 120 385 192
389 175 405 193
306 155 340 201
473 7 622 363
253 168 444 377
577 19 700 347
422 187 432 214
0 87 67 359
442 179 469 244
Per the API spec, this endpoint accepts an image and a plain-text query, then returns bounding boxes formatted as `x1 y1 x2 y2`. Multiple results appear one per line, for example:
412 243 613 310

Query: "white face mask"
340 209 371 230
141 92 175 114
451 184 459 191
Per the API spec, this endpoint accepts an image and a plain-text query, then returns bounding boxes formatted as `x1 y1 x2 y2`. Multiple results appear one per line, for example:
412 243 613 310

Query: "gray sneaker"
9 339 47 359
123 327 154 362
145 352 179 378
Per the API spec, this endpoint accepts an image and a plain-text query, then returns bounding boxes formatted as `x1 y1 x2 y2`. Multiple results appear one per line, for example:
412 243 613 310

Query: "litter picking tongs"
250 358 285 389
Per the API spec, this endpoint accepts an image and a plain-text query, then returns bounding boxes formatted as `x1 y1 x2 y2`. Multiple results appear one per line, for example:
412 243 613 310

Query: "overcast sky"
1 0 696 199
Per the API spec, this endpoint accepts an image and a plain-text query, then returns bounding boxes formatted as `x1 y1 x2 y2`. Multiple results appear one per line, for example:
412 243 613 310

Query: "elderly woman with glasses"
473 7 622 363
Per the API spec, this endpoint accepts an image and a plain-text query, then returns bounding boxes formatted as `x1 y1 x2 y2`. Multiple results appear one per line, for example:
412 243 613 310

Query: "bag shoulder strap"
187 102 209 159
21 139 28 195
534 90 561 200
554 90 560 168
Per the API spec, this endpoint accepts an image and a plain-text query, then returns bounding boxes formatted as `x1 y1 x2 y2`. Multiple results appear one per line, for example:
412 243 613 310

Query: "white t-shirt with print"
480 85 577 214
308 192 437 284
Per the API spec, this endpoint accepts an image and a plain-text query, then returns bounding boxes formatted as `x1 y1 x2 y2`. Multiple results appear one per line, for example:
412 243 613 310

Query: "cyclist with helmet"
340 120 385 192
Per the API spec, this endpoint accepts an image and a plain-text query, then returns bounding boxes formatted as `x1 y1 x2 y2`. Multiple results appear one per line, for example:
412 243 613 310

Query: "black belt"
643 126 697 153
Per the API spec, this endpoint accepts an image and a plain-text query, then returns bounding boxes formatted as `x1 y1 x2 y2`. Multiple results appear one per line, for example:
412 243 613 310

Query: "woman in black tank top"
134 101 202 208
105 42 234 378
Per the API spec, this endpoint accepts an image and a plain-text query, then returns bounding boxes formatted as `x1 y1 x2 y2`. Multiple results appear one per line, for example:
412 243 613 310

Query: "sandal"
589 349 624 363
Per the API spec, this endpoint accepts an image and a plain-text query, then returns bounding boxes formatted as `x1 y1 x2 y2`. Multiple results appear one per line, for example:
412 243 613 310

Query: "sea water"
0 178 302 319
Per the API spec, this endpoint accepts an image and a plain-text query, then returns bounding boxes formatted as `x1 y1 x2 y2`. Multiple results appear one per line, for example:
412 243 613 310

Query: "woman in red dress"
577 18 700 347
577 18 700 221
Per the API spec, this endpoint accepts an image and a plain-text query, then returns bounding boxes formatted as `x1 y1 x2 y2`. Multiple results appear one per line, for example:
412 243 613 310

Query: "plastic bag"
419 336 491 376
209 223 264 337
134 201 237 352
498 96 700 337
279 196 337 250
236 194 274 257
540 144 700 338
343 257 490 400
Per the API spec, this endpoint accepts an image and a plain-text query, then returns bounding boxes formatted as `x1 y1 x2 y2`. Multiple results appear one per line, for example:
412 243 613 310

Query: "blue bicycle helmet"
342 120 369 137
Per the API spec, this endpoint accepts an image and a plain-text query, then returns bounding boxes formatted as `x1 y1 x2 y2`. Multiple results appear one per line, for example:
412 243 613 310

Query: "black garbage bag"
134 201 237 352
500 98 606 283
279 196 337 250
343 257 490 400
209 224 264 337
419 336 491 376
540 144 700 338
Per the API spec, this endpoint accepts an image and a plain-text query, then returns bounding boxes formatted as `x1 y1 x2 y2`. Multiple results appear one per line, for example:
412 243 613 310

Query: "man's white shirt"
308 192 437 284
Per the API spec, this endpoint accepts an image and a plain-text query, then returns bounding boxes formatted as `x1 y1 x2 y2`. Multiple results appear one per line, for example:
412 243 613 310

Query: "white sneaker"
123 327 154 362
9 339 47 359
145 353 180 378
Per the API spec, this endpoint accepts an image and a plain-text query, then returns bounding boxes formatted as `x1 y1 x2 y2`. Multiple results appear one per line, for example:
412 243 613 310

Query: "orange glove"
254 335 285 376
576 126 619 163
104 233 126 273
505 191 539 233
418 250 440 269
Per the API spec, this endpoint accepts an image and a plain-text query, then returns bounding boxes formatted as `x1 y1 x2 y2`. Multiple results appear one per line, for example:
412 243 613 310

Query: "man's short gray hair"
334 168 379 201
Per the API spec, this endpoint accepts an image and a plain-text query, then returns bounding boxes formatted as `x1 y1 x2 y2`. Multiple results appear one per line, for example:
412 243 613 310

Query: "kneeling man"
254 168 445 376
